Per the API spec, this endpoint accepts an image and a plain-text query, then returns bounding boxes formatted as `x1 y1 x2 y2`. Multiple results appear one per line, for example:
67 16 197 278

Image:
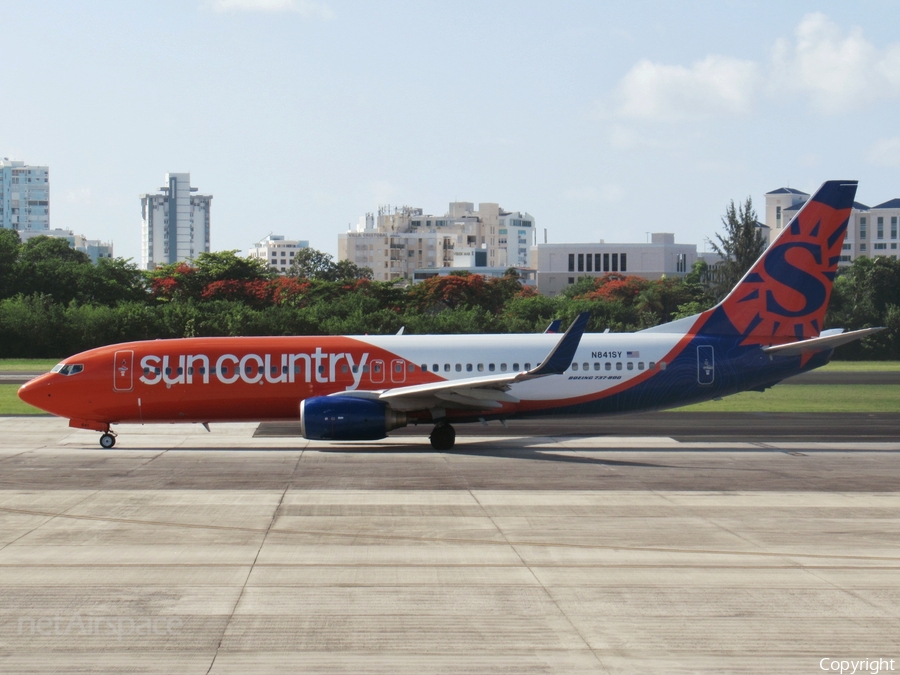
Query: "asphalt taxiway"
0 416 898 674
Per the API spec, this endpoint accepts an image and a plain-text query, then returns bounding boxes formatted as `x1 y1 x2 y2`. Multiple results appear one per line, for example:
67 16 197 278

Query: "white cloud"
866 137 900 167
206 0 334 19
770 13 900 114
563 184 623 203
605 13 900 122
612 55 761 121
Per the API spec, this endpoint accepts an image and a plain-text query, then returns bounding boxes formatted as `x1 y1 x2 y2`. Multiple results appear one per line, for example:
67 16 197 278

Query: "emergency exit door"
113 350 134 392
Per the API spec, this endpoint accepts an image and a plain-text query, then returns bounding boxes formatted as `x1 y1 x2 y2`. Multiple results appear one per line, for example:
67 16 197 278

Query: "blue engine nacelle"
300 396 408 441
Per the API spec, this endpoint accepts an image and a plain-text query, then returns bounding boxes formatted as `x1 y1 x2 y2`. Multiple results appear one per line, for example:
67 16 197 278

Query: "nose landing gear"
99 432 117 449
429 423 456 451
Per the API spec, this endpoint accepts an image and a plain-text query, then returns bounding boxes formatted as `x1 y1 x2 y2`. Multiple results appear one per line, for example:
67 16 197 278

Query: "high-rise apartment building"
338 202 535 282
0 158 50 232
140 173 211 270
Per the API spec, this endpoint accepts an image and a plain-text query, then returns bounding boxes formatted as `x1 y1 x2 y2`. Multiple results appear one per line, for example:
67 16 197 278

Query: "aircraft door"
697 345 714 385
390 359 406 384
370 359 385 384
113 350 134 392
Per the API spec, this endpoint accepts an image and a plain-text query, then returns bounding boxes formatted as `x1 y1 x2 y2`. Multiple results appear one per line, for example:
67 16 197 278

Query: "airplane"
18 180 882 451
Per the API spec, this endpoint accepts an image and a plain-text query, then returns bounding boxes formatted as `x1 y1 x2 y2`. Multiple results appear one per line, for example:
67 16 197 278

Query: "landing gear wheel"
99 433 116 449
430 423 456 451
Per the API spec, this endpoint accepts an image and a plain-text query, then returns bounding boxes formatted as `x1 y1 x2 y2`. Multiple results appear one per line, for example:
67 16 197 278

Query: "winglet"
544 319 562 334
528 312 590 377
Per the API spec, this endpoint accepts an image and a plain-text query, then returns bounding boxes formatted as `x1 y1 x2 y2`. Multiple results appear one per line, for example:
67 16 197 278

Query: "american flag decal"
627 351 639 358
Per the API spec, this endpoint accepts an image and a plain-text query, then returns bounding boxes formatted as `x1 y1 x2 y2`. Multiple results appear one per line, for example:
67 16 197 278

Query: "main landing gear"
99 432 116 449
430 423 456 451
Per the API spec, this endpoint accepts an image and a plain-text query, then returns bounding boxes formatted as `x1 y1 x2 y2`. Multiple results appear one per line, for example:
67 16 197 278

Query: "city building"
533 233 698 296
338 202 535 282
248 234 309 274
0 158 49 232
18 228 114 263
765 187 900 264
140 173 211 270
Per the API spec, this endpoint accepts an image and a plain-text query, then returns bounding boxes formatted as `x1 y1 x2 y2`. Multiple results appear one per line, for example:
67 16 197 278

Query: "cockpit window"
53 363 84 376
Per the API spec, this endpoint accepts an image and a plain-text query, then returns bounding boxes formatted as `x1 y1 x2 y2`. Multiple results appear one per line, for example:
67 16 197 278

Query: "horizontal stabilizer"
761 327 884 357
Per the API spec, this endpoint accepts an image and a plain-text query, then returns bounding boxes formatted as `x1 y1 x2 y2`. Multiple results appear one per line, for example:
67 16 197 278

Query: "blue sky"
3 1 899 262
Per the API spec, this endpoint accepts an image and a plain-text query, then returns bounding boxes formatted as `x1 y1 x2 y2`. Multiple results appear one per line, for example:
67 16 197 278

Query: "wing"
330 312 590 412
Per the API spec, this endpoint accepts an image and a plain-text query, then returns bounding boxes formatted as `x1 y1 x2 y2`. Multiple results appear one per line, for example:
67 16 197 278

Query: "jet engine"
300 397 408 441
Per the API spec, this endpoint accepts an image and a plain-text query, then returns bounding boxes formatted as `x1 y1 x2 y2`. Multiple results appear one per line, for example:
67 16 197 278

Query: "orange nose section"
17 374 54 414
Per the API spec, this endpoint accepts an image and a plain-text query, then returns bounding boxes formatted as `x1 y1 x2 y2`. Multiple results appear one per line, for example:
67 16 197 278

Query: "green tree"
709 197 767 300
0 228 21 299
288 247 372 281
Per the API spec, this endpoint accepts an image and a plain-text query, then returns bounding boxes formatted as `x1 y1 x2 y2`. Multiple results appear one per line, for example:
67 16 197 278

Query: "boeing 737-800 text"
18 180 881 450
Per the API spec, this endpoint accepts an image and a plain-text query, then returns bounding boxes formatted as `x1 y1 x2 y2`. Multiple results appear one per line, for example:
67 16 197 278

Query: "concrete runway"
0 417 898 673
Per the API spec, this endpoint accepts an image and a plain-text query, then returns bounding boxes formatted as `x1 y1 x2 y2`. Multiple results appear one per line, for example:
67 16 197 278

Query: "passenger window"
488 363 495 372
200 367 206 375
605 362 611 371
593 362 600 371
638 362 645 370
188 367 194 375
500 363 507 372
660 361 667 370
165 367 172 375
373 364 381 373
433 364 439 372
341 365 348 373
583 362 588 370
572 363 579 371
352 365 358 373
363 365 370 373
649 362 655 370
455 364 462 372
513 363 519 370
444 364 450 372
466 364 473 372
524 363 531 370
616 362 623 370
282 366 288 374
627 362 634 370
408 364 415 372
177 368 183 375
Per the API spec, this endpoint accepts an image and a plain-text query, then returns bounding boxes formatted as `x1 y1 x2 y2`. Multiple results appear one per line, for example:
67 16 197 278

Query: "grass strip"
0 359 59 371
674 384 900 413
2 383 899 416
0 384 48 415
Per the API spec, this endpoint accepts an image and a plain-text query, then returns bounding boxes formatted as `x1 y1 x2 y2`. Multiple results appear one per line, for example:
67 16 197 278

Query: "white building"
338 202 535 282
533 233 697 296
765 187 900 264
140 173 211 270
18 228 114 263
248 234 309 274
0 158 49 232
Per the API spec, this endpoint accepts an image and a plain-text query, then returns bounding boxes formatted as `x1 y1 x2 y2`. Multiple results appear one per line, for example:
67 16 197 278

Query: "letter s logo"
763 242 826 319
